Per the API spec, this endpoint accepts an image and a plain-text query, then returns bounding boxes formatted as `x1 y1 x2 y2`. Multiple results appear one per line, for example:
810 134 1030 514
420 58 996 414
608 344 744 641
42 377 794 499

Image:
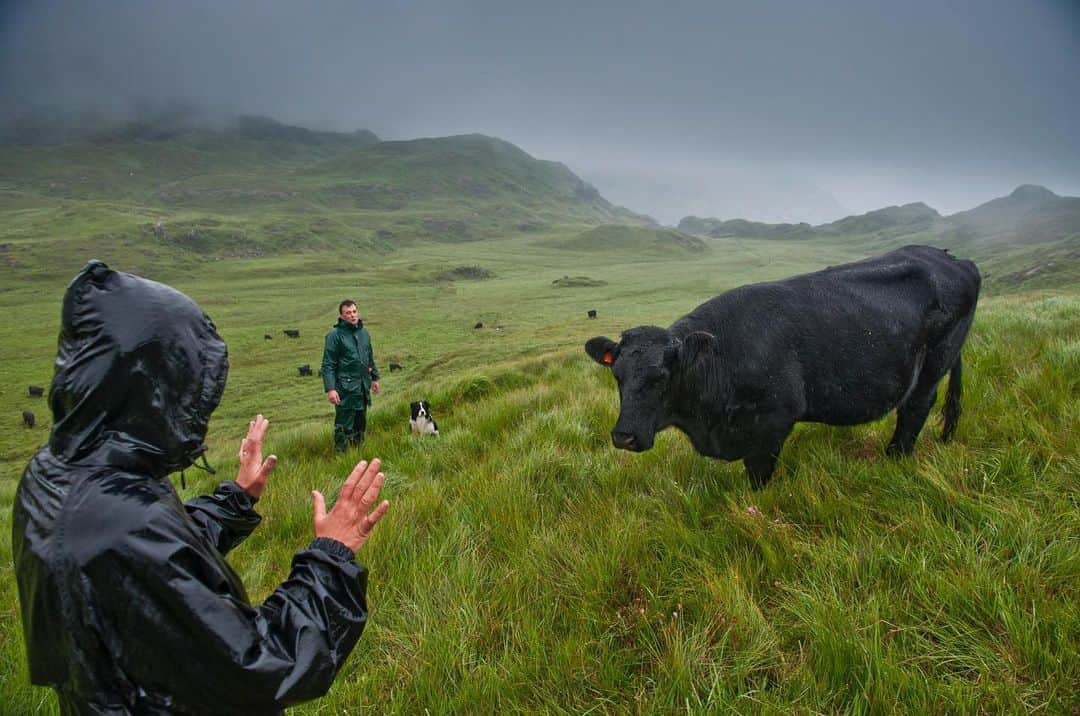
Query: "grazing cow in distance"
28 385 45 398
298 364 313 376
389 362 403 372
474 322 483 329
264 334 273 340
587 309 597 319
585 245 981 488
283 329 300 338
23 410 35 428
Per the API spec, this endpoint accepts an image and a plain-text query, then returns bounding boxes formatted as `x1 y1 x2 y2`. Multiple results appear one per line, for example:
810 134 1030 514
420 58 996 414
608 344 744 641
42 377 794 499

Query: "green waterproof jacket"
321 318 380 410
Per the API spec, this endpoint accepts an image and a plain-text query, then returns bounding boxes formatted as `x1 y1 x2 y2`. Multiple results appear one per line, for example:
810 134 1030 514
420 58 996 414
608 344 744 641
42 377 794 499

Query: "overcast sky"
2 0 1078 223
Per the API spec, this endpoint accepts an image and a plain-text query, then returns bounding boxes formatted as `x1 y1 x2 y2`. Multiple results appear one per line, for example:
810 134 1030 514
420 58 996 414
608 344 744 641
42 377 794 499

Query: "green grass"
1 228 1077 713
1 128 1077 711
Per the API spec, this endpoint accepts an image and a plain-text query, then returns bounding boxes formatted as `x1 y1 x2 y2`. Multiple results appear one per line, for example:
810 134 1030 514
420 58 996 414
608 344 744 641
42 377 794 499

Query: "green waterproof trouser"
334 406 367 452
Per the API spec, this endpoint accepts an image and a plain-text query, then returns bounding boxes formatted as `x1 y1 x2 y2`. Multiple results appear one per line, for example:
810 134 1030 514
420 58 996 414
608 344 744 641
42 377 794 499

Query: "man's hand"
327 389 341 405
235 415 277 499
371 380 380 396
312 459 390 553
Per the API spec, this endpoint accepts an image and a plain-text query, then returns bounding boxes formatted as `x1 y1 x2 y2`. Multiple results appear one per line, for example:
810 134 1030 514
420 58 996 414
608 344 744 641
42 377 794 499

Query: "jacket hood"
47 260 229 477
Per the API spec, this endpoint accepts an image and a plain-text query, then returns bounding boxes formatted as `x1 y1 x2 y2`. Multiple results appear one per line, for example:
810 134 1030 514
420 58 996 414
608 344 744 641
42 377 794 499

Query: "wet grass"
0 239 1077 713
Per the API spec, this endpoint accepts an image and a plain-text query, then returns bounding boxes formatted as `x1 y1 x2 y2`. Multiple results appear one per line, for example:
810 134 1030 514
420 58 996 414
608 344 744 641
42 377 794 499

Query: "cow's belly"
801 346 926 425
674 417 777 461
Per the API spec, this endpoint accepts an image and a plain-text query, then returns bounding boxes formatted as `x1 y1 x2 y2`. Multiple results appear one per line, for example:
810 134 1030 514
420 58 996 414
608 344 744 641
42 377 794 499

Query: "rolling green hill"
0 117 648 281
678 186 1080 291
551 224 706 254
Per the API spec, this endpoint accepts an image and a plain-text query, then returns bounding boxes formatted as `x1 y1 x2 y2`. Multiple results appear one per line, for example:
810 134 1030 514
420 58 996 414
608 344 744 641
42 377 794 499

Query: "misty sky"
2 0 1078 224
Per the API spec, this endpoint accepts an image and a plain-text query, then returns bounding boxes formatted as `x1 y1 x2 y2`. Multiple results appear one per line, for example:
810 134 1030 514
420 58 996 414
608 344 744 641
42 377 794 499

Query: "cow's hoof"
885 442 914 457
747 473 771 490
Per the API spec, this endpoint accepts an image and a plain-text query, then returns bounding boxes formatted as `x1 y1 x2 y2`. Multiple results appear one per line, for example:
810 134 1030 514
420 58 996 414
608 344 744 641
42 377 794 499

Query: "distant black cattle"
474 322 483 329
298 364 313 376
28 385 44 397
587 309 597 319
586 245 981 488
389 362 403 372
264 334 273 340
22 410 35 428
284 329 300 338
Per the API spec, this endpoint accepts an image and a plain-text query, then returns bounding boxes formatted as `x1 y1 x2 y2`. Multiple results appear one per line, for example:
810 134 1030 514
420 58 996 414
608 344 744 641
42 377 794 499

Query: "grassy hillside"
678 186 1080 293
0 121 648 282
0 230 1077 713
1 125 1077 711
550 224 706 254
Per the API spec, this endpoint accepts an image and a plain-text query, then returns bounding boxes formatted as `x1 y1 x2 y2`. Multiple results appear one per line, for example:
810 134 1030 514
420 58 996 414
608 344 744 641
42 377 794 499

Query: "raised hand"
235 415 277 499
312 458 390 553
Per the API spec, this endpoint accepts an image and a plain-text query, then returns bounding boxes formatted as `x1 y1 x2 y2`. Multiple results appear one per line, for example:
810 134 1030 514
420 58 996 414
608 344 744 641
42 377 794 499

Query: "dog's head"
410 400 432 421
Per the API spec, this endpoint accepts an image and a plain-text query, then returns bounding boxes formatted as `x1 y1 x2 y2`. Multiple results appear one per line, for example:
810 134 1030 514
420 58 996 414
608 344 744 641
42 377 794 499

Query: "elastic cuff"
218 480 259 508
310 537 356 563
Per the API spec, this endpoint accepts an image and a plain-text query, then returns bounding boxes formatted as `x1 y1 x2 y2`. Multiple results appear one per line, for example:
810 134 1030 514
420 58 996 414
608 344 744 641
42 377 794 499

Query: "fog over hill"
2 1 1078 223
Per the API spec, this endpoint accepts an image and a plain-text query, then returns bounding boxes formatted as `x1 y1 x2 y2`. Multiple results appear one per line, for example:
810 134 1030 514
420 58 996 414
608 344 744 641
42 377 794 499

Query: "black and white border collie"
409 400 439 436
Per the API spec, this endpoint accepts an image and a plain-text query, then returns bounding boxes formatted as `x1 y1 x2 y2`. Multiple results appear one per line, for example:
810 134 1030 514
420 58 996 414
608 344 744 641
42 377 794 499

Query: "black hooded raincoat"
13 261 370 715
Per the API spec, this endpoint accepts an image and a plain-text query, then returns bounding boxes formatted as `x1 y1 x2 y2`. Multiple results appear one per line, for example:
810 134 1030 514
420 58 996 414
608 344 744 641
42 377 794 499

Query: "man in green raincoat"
322 300 381 452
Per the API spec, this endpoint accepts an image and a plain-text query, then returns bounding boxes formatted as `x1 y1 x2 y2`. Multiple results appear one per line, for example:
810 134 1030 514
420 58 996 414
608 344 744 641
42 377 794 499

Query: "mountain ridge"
677 185 1080 291
678 188 1077 236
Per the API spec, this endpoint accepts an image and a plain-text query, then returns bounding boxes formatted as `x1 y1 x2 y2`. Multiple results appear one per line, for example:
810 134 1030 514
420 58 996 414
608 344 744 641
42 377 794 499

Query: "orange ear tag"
602 351 613 365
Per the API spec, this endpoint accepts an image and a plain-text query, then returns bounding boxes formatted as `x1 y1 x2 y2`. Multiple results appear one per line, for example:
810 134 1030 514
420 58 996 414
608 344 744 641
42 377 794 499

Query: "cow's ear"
585 336 617 367
680 331 718 366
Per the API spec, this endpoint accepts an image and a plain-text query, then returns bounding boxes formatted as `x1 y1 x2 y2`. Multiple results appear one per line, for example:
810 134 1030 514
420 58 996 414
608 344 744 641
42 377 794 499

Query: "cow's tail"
941 356 963 442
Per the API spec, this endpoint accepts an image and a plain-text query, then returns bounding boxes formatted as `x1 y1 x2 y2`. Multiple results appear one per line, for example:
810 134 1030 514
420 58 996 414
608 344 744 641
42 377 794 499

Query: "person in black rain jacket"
12 260 390 715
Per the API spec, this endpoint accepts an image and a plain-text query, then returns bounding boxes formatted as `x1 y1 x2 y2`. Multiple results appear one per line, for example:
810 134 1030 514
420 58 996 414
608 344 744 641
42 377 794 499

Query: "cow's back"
806 245 979 320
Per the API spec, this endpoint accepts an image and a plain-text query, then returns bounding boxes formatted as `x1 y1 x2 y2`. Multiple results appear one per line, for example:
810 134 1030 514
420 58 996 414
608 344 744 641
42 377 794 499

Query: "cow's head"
586 326 719 452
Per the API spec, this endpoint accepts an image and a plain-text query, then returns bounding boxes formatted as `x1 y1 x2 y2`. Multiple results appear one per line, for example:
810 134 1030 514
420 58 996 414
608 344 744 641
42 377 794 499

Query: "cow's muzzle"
611 430 644 451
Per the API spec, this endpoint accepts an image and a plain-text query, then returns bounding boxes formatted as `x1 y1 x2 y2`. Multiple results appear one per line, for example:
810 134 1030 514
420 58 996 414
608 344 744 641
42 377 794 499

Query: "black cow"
28 385 45 397
298 364 313 377
283 329 300 338
587 309 598 319
389 362 403 372
23 410 35 428
474 322 484 329
585 245 980 488
264 334 273 341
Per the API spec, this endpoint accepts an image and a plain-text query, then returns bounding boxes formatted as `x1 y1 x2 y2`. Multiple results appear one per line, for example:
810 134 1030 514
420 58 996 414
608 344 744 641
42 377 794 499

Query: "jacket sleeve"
184 480 261 556
101 504 369 713
368 333 380 381
321 331 338 393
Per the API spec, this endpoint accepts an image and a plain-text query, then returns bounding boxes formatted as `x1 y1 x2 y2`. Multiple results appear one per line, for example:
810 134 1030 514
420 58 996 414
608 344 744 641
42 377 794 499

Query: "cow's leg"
887 383 939 456
743 426 792 490
744 453 777 490
889 317 974 456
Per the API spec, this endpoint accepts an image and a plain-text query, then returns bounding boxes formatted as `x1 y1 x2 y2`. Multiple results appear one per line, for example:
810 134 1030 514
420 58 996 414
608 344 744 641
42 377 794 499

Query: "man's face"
340 303 359 325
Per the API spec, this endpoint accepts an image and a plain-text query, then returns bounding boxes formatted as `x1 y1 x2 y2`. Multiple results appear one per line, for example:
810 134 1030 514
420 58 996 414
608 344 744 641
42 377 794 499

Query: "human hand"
311 459 390 553
235 415 277 499
371 380 380 396
327 389 341 405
